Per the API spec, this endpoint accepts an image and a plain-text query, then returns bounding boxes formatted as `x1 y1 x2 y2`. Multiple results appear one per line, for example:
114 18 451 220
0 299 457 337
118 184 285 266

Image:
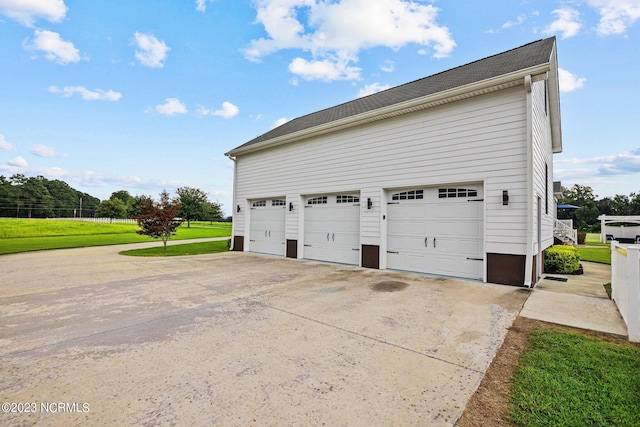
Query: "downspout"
225 153 237 251
524 75 534 288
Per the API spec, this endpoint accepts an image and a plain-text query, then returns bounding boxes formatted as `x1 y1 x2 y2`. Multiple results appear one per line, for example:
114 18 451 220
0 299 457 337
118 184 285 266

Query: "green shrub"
545 245 580 273
577 231 586 244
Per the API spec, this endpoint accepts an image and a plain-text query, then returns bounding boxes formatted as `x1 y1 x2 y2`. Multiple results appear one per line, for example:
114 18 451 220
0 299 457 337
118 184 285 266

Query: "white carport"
598 215 640 244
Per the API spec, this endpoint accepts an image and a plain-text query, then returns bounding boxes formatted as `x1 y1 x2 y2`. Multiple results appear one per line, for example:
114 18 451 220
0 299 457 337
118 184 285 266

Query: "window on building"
438 188 478 198
336 195 360 203
307 196 327 205
391 190 424 200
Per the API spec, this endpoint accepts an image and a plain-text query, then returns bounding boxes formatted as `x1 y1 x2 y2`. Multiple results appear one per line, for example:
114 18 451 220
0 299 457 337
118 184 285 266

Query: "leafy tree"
610 194 631 216
11 175 55 218
95 198 128 220
630 193 640 215
134 190 183 250
110 190 133 205
176 186 208 227
559 184 598 231
128 194 152 217
77 192 100 218
204 201 224 223
44 179 79 217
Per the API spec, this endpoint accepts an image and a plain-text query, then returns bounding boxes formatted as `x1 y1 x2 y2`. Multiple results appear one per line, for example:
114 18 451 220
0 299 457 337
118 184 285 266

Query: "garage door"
387 186 484 280
249 199 286 256
304 194 360 265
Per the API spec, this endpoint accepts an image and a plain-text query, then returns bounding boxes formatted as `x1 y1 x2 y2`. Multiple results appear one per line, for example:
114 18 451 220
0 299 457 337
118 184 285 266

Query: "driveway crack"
252 300 484 374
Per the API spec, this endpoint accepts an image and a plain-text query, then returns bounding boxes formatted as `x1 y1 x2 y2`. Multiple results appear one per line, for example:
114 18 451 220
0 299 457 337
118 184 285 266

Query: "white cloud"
154 98 187 116
588 0 640 35
556 147 640 178
195 0 214 12
24 30 81 64
133 32 170 68
288 56 361 81
502 13 527 29
49 85 122 101
380 60 395 73
198 101 240 119
245 0 455 82
356 82 391 98
30 144 68 158
271 117 290 129
8 156 28 168
543 8 582 39
0 134 15 151
0 0 66 27
558 68 587 92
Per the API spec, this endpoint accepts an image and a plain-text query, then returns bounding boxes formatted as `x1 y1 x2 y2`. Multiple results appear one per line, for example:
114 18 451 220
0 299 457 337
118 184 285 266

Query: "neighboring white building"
225 37 562 287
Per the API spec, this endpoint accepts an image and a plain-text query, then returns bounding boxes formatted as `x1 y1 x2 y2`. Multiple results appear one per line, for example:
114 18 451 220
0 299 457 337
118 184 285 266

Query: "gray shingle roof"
231 37 556 152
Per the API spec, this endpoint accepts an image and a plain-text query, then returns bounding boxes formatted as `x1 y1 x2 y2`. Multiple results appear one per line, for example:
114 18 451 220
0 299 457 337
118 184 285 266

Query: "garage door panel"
303 194 360 265
250 201 286 256
387 185 484 280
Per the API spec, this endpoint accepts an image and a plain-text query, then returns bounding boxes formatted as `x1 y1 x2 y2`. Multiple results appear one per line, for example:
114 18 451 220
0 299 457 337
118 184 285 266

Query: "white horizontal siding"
531 80 555 251
235 87 529 253
360 187 381 243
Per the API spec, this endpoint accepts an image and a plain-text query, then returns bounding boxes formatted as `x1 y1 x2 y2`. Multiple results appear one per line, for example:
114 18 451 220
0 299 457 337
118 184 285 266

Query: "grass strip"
576 247 611 264
510 329 640 427
120 240 230 256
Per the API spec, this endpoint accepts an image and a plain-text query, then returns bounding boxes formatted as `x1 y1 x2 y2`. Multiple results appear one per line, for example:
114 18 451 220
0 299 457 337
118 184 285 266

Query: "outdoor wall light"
237 205 241 213
367 198 373 210
502 190 509 206
289 202 294 212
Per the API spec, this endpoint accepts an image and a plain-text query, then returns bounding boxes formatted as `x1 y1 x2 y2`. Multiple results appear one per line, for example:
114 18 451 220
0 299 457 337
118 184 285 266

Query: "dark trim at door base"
286 240 298 258
361 245 380 269
232 236 244 252
487 253 526 286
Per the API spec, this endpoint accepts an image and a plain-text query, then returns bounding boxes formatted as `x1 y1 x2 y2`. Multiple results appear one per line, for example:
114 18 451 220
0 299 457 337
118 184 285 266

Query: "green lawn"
510 329 640 426
585 232 608 246
0 219 231 255
120 239 230 256
576 233 611 265
576 246 611 264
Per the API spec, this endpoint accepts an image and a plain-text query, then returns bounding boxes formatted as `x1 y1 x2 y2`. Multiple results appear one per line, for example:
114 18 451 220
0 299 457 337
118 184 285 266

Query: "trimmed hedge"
545 245 581 273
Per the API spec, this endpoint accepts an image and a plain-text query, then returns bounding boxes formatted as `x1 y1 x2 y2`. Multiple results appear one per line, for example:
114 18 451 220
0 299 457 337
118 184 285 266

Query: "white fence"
611 241 640 342
51 217 137 224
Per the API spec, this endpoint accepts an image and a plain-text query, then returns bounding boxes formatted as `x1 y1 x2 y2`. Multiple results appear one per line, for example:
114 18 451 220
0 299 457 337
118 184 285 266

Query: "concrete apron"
1 248 528 426
520 261 628 337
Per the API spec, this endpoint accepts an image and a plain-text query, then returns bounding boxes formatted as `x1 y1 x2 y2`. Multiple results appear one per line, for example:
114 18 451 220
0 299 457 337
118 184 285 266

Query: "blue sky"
1 0 639 215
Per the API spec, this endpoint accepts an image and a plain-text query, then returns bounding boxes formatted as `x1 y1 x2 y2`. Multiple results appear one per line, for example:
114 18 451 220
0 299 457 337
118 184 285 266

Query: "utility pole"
79 197 83 219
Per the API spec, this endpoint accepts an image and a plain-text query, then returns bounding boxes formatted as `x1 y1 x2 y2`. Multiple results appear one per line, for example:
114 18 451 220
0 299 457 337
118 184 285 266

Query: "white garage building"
225 37 562 287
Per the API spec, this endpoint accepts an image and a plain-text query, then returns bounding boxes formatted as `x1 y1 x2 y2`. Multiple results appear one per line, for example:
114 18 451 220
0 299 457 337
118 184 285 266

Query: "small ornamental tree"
134 190 183 250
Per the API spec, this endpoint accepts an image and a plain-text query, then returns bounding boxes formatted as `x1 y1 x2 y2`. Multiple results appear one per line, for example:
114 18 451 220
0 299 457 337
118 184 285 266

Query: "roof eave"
226 62 554 157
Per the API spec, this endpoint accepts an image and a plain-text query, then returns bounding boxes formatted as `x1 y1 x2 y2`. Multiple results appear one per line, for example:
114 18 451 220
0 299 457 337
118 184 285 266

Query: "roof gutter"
226 63 553 157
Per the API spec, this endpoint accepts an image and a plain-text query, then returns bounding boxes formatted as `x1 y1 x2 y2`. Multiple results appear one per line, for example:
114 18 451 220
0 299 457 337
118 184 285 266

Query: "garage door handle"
268 230 271 237
332 233 335 242
424 237 428 247
265 230 268 237
327 233 330 241
433 237 436 248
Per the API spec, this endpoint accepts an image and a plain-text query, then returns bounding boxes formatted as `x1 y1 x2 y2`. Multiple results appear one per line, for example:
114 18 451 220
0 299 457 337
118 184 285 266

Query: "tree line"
0 174 100 218
558 184 640 232
96 187 225 225
0 174 225 223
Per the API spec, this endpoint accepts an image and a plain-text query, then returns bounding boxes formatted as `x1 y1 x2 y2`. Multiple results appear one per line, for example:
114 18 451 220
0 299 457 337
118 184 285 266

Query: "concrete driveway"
0 245 528 426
